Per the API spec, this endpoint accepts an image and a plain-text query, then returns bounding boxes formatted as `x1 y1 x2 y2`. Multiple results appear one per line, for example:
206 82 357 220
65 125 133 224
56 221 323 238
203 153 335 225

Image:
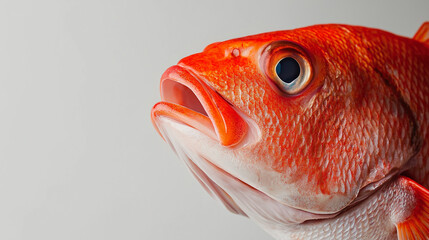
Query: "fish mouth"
151 65 248 147
149 64 251 217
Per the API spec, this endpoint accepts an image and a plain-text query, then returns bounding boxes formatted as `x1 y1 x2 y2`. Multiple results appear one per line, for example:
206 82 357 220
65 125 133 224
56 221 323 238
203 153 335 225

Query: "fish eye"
271 53 311 95
262 42 313 95
275 57 301 84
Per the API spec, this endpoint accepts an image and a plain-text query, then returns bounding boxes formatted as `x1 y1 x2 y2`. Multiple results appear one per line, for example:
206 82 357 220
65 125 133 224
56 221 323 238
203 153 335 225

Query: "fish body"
151 23 429 239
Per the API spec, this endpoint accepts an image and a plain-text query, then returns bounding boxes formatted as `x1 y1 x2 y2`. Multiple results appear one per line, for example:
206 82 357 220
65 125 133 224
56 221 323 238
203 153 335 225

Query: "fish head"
151 25 418 220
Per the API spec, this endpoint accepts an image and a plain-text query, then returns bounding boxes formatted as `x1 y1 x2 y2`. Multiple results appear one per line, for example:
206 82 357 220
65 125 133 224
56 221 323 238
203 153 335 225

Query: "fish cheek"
313 87 418 197
358 91 418 185
284 80 418 203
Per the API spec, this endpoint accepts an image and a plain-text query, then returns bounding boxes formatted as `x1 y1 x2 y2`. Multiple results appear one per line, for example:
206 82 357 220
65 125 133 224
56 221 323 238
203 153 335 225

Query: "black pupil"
275 57 300 83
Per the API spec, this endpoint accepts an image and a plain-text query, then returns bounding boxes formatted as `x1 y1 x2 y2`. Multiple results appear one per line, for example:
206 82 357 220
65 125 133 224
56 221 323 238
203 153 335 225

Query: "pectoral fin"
395 177 429 240
414 22 429 45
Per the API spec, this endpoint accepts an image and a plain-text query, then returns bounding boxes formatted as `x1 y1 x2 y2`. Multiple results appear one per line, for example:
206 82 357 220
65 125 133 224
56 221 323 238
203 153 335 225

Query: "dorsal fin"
413 22 429 45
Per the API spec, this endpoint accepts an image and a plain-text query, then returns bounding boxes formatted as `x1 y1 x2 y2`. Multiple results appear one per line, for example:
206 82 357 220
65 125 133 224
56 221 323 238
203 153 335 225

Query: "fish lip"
151 65 248 147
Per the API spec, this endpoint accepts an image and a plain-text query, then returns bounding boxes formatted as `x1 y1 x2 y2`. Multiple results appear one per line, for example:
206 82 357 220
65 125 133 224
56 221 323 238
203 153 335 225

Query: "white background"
0 0 427 239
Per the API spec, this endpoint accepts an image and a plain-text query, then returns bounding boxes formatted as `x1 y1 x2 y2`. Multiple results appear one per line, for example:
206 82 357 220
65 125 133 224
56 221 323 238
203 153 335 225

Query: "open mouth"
151 65 248 147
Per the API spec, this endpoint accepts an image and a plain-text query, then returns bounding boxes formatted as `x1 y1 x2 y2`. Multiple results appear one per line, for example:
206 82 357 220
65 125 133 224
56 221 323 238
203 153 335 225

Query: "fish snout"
151 65 248 147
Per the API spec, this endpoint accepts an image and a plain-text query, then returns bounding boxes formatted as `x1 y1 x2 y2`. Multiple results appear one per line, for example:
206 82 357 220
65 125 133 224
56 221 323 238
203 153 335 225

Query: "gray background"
0 0 427 239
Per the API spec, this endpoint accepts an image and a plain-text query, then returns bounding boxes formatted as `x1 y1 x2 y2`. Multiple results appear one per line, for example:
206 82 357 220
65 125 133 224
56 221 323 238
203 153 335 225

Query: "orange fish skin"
176 25 428 211
151 23 429 239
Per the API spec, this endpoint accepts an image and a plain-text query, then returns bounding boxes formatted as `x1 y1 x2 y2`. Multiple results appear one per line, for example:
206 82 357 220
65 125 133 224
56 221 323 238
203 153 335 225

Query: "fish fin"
413 22 429 45
395 177 429 240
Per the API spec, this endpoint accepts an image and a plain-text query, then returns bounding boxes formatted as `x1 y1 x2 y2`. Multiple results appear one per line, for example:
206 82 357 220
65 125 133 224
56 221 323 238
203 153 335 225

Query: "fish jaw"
151 65 248 147
153 116 340 225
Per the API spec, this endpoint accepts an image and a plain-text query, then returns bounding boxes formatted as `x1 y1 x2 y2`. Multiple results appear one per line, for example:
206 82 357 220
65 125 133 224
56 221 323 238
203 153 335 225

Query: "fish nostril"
161 79 208 117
